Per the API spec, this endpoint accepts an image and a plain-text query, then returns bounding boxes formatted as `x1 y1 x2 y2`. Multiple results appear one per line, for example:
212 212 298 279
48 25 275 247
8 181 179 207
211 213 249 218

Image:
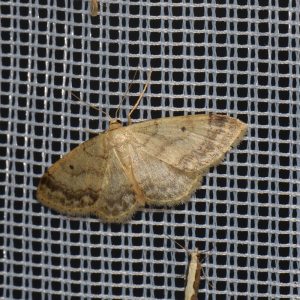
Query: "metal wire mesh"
1 0 299 299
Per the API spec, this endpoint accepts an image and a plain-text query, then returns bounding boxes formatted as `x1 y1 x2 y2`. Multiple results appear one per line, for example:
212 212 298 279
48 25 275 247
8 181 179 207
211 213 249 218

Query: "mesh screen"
1 1 299 299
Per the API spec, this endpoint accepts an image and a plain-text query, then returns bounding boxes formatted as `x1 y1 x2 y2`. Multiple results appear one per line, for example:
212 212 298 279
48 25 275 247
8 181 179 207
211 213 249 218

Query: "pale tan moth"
36 73 247 222
90 0 99 16
184 249 202 300
166 235 205 300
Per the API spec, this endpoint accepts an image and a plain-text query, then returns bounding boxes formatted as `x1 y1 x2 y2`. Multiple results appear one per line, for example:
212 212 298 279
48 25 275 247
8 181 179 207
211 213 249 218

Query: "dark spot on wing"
69 165 74 170
181 126 186 132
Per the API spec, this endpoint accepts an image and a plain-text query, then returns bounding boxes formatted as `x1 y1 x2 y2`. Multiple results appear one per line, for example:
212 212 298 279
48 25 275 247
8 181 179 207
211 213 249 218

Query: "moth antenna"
71 92 111 121
114 69 140 120
165 234 190 255
127 69 152 125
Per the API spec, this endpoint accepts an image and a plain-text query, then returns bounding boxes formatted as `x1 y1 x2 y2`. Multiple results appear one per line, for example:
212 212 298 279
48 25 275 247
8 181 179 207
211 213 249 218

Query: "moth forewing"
166 236 204 300
184 249 202 300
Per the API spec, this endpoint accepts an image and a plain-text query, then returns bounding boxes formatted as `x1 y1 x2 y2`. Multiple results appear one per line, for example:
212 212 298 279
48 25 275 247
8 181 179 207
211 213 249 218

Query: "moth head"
109 119 122 130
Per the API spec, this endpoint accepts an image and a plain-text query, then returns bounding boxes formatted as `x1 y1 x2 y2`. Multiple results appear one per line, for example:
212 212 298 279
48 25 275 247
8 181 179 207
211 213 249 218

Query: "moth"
36 80 247 223
166 235 205 300
184 249 202 300
90 0 98 16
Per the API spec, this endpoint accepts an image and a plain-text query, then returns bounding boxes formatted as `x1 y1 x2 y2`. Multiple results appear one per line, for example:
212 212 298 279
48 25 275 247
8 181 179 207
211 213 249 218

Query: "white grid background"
1 0 299 299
